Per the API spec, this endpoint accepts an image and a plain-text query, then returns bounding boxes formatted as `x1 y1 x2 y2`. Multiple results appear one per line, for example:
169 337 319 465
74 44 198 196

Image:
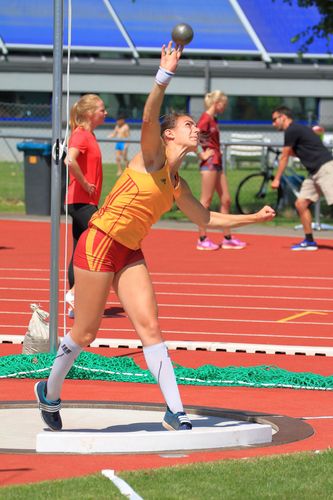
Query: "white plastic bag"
22 303 50 354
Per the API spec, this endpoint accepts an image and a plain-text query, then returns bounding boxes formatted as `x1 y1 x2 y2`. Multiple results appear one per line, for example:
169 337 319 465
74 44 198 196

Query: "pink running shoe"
222 237 247 249
196 238 220 251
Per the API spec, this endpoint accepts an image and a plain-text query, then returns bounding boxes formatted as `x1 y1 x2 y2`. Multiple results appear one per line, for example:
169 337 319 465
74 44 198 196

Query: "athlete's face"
272 113 285 131
215 99 227 114
91 100 107 128
173 115 200 150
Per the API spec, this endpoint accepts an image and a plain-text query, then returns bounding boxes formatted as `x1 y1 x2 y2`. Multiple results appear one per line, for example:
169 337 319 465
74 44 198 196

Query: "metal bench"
228 133 267 169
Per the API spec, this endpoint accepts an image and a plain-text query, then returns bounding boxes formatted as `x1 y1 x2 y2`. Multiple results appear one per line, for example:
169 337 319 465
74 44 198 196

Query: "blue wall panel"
238 0 333 55
0 0 331 56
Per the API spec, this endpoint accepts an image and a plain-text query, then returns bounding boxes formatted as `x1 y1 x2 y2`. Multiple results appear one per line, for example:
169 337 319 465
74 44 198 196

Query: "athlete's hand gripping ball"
171 23 194 46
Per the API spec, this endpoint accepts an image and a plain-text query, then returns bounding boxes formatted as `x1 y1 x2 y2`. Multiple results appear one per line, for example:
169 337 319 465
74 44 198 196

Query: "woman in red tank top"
65 94 107 317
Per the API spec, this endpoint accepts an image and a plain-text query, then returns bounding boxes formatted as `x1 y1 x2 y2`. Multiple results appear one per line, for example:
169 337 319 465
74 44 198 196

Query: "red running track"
1 219 333 350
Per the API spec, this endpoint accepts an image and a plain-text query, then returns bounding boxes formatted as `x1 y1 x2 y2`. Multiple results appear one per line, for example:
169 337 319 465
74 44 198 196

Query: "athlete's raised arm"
141 42 182 167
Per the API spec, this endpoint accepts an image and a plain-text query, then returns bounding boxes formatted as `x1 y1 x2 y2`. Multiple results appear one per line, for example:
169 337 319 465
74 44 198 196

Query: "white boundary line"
1 291 333 303
1 279 333 291
2 334 333 356
2 328 333 340
0 301 332 313
1 268 333 281
302 416 333 420
101 470 143 500
0 314 332 326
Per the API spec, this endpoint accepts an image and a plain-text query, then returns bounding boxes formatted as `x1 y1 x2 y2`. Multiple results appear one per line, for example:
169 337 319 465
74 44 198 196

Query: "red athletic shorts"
73 226 144 273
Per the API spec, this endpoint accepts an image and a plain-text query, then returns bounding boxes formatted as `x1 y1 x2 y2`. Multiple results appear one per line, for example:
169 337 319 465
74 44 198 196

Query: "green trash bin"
17 142 66 216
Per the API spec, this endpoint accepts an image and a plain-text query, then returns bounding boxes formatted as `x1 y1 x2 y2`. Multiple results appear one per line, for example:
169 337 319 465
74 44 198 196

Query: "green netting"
1 351 333 390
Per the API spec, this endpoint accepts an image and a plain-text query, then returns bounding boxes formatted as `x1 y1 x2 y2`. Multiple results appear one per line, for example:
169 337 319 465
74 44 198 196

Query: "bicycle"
235 147 305 214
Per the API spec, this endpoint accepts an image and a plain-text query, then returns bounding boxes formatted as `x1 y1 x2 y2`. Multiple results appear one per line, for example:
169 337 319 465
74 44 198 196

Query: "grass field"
0 159 233 216
2 450 333 499
0 159 304 224
0 161 25 212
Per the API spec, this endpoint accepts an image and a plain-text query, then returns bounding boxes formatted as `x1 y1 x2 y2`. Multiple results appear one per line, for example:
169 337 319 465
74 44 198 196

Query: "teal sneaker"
34 381 62 431
291 239 318 251
162 406 192 431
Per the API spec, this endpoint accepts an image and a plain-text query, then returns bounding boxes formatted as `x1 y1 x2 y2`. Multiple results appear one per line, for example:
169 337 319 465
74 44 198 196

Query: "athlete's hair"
70 94 103 133
272 106 294 119
160 112 193 138
204 90 228 109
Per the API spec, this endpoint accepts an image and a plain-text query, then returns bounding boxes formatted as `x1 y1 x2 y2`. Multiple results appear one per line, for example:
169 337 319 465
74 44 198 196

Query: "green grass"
1 160 331 227
2 450 333 499
0 161 25 212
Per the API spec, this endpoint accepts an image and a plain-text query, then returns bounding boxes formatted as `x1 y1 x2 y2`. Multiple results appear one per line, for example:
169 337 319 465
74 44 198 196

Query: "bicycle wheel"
235 173 280 214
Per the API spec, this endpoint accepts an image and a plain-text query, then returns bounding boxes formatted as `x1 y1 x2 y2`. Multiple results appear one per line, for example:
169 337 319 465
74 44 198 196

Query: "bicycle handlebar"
267 146 281 155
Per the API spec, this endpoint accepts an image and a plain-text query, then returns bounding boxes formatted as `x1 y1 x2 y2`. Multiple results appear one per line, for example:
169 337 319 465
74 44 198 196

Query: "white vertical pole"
49 0 63 353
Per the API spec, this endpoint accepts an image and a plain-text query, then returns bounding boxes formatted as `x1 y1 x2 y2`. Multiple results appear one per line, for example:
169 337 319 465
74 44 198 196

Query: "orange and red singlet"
90 162 181 250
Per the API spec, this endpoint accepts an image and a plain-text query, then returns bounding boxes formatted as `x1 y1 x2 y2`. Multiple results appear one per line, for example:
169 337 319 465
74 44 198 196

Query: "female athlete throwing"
35 41 275 432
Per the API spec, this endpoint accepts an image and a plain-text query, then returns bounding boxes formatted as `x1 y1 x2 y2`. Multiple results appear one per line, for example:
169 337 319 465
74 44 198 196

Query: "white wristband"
155 66 175 87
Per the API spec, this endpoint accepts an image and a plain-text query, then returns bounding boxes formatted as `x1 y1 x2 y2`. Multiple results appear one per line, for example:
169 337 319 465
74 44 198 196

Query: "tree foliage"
276 0 333 52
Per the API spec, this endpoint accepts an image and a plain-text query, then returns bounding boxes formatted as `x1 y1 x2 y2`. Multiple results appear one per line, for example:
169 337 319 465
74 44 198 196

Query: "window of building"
0 91 52 122
0 91 322 126
220 96 319 124
100 93 189 122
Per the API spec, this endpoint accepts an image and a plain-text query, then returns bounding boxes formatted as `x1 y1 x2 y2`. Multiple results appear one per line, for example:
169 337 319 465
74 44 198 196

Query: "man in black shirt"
271 106 333 250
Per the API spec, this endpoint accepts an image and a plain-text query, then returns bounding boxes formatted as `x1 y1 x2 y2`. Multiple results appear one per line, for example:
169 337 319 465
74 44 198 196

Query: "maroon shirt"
197 112 222 166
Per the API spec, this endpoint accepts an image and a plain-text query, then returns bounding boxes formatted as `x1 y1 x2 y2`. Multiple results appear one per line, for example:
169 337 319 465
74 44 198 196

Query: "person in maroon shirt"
196 90 246 250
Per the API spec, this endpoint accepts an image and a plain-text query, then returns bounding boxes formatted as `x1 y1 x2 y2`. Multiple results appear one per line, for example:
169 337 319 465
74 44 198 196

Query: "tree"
276 0 333 52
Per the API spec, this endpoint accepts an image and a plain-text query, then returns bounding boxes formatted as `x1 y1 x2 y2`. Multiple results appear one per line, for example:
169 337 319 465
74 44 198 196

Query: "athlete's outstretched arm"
176 177 275 228
141 42 182 167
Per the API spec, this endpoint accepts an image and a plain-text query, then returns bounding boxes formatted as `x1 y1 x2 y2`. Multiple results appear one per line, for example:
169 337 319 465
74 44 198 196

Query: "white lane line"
1 268 333 281
153 281 333 291
302 416 333 420
152 272 333 281
1 326 333 341
101 470 143 500
0 311 332 326
1 281 333 292
158 316 333 326
1 277 333 292
0 300 332 314
0 298 50 303
0 277 49 281
157 292 333 302
0 287 50 291
0 268 48 272
144 303 333 313
1 290 333 303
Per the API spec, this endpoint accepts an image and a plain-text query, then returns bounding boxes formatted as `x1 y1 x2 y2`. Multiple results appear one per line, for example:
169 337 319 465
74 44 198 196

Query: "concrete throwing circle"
0 402 313 454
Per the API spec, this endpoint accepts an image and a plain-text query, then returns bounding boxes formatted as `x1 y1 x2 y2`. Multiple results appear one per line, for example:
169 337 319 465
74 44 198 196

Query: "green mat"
1 351 332 390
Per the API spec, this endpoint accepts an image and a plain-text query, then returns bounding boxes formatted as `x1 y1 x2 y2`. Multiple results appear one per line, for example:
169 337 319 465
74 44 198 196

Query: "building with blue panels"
0 0 332 127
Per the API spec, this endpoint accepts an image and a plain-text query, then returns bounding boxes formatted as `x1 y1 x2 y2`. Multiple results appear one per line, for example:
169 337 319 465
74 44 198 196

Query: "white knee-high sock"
46 332 82 401
143 342 184 414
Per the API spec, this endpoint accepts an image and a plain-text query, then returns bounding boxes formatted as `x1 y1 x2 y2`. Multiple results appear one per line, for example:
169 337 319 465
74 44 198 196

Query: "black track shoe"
34 381 62 431
162 406 192 431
